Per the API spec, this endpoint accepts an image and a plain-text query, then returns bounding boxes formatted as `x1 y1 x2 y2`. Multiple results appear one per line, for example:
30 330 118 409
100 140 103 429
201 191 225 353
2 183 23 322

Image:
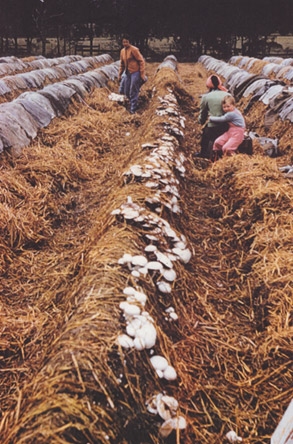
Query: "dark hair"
211 75 219 88
122 35 131 42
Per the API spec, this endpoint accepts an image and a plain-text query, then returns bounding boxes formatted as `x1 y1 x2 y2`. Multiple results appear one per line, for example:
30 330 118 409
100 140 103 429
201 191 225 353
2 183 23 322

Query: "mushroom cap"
170 416 186 430
155 251 173 269
133 336 146 350
172 247 192 264
121 303 141 316
133 291 148 304
157 395 179 420
136 322 157 349
226 431 243 443
145 245 157 252
157 281 172 293
147 261 163 270
117 334 134 349
162 269 176 282
131 255 148 267
169 312 178 321
159 419 173 438
163 365 177 380
129 165 143 176
123 286 136 296
150 355 169 371
123 209 140 219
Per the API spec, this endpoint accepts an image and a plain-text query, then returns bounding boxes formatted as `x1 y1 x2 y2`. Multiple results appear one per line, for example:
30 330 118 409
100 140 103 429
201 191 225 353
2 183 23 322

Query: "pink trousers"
213 125 245 153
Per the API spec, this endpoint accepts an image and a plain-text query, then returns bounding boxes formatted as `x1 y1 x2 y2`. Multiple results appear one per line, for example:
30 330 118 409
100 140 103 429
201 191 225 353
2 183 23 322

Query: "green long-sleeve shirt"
198 90 230 127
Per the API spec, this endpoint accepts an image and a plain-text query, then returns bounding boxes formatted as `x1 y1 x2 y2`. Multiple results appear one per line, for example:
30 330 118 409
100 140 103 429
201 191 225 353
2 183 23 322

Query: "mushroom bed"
0 57 292 444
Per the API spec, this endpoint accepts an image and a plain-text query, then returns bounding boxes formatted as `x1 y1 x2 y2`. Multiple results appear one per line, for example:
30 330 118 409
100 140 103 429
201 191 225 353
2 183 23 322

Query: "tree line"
0 0 292 57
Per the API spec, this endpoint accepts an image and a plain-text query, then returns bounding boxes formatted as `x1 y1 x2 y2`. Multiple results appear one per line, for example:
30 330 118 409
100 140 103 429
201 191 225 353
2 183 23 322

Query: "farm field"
0 55 292 444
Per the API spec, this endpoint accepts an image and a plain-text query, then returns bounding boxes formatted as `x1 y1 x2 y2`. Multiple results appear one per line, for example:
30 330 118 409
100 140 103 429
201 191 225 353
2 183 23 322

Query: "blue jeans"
119 71 142 113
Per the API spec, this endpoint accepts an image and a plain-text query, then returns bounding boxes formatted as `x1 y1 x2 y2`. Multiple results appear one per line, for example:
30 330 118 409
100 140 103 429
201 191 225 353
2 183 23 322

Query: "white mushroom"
141 171 152 178
163 365 177 380
159 416 186 438
156 369 164 378
118 253 133 265
145 234 159 241
126 323 136 337
172 247 192 264
119 301 130 311
123 209 140 219
117 334 134 349
226 431 243 443
172 204 181 214
150 355 169 371
155 251 173 269
133 336 146 350
134 215 145 222
164 227 178 239
147 261 163 271
144 245 157 252
157 396 179 420
111 208 121 215
131 255 148 267
157 281 172 293
159 419 173 438
165 307 175 313
142 143 158 149
138 267 148 276
133 290 148 304
169 312 179 321
121 303 141 316
131 270 140 278
145 181 159 188
174 241 186 249
146 394 160 415
123 287 136 296
136 322 157 349
129 165 143 176
162 268 177 282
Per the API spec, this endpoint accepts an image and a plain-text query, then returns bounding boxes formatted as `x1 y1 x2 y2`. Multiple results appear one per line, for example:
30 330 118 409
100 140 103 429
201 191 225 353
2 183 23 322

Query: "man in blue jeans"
118 37 146 114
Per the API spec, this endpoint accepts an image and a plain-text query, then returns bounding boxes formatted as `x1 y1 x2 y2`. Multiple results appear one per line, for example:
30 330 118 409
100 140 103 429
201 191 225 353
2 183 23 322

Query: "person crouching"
118 36 146 114
210 95 245 157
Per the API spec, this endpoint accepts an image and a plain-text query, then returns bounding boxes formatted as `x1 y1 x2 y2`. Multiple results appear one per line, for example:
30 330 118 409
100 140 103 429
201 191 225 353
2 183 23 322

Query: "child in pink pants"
210 96 245 156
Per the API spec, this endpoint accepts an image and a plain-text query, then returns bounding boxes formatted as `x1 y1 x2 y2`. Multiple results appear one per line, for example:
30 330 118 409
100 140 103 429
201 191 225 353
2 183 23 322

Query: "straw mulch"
236 98 293 161
168 63 292 443
0 61 292 444
0 65 188 444
171 154 293 444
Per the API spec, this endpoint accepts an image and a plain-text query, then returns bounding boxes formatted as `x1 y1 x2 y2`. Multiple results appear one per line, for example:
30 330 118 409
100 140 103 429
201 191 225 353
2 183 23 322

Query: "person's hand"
141 76 146 83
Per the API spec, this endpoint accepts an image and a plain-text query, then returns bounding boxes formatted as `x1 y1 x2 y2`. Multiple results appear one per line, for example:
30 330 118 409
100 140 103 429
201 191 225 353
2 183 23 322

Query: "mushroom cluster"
123 91 186 215
113 75 189 437
146 393 187 438
225 430 243 443
108 92 126 103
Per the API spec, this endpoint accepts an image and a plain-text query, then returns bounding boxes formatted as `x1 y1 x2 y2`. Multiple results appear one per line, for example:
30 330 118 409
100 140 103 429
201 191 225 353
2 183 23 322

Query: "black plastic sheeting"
0 60 120 154
198 55 293 123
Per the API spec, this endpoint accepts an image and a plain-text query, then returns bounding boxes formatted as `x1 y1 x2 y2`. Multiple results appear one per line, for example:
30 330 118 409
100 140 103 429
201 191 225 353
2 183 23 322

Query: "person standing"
118 37 146 114
196 75 230 159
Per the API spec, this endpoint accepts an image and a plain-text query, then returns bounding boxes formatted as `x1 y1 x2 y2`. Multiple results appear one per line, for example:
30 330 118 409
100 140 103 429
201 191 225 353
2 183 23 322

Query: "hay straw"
0 61 292 444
